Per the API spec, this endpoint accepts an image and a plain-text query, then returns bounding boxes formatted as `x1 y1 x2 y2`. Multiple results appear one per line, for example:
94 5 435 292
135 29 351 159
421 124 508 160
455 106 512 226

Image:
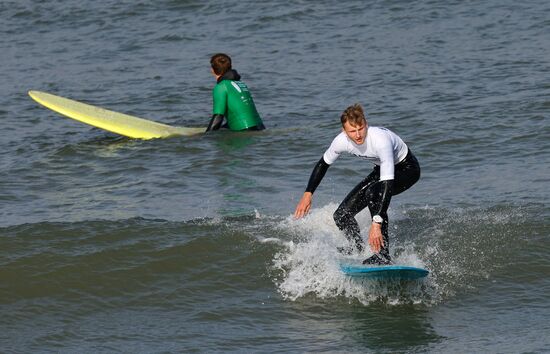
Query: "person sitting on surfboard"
293 104 420 265
206 53 265 132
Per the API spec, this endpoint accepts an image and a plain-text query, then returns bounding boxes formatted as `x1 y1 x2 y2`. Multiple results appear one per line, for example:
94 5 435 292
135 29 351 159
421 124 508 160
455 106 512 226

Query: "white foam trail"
272 204 433 305
258 237 291 246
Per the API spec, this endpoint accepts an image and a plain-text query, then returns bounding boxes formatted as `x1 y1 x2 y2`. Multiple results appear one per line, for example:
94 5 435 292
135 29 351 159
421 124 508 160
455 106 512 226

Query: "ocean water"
1 0 549 352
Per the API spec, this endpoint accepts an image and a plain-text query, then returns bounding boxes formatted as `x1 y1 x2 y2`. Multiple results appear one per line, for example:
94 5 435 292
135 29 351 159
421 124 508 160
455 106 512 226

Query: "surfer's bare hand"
294 192 313 219
368 223 384 253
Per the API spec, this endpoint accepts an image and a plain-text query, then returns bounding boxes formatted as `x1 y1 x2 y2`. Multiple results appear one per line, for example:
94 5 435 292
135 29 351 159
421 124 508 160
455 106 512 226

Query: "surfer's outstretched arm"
294 157 330 219
294 192 313 219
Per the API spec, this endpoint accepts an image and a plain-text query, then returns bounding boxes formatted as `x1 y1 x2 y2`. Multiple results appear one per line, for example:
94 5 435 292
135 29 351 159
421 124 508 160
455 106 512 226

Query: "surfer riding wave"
293 104 420 265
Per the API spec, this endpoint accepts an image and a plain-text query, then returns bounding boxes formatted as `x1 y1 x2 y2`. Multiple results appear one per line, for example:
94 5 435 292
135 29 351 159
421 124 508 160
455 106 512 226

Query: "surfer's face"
343 120 367 145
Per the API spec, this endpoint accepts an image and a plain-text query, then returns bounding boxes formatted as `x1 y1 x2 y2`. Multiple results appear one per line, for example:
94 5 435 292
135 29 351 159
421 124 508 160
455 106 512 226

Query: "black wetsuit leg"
333 150 420 255
392 150 421 196
333 171 378 253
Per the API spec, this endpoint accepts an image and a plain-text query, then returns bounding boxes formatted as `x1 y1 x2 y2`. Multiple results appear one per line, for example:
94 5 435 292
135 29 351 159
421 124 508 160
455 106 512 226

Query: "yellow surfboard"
28 90 205 139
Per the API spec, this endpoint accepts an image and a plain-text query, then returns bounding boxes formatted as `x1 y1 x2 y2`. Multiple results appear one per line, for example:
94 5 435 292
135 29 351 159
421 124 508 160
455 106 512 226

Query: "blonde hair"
340 104 366 126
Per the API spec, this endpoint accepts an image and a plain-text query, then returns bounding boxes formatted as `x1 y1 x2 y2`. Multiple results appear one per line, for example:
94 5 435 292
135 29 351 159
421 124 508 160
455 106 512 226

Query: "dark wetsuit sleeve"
206 114 224 132
373 180 394 217
305 157 330 193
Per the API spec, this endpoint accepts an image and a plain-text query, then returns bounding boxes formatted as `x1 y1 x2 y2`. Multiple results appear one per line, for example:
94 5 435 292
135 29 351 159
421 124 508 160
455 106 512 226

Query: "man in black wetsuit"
294 104 420 265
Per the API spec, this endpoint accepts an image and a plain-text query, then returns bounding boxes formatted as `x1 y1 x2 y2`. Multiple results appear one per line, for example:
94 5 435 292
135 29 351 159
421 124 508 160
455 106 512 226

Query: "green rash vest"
212 79 263 131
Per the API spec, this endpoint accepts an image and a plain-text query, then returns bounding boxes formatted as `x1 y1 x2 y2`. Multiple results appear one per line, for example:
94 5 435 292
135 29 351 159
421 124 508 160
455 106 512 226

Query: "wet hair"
340 103 366 126
210 53 232 76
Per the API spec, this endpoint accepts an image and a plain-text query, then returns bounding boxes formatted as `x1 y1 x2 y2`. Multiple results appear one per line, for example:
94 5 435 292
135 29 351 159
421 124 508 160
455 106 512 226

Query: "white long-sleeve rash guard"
323 126 409 180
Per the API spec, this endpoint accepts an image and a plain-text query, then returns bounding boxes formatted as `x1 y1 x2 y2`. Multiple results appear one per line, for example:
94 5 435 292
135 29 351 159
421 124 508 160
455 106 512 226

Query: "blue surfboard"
340 264 429 280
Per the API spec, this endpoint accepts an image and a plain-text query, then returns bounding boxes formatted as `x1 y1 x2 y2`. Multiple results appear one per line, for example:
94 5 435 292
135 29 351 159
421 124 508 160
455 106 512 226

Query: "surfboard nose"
28 90 205 139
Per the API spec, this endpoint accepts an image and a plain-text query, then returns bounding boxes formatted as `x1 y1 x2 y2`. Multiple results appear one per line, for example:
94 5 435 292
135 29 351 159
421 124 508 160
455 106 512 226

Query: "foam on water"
270 203 436 305
264 203 534 306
